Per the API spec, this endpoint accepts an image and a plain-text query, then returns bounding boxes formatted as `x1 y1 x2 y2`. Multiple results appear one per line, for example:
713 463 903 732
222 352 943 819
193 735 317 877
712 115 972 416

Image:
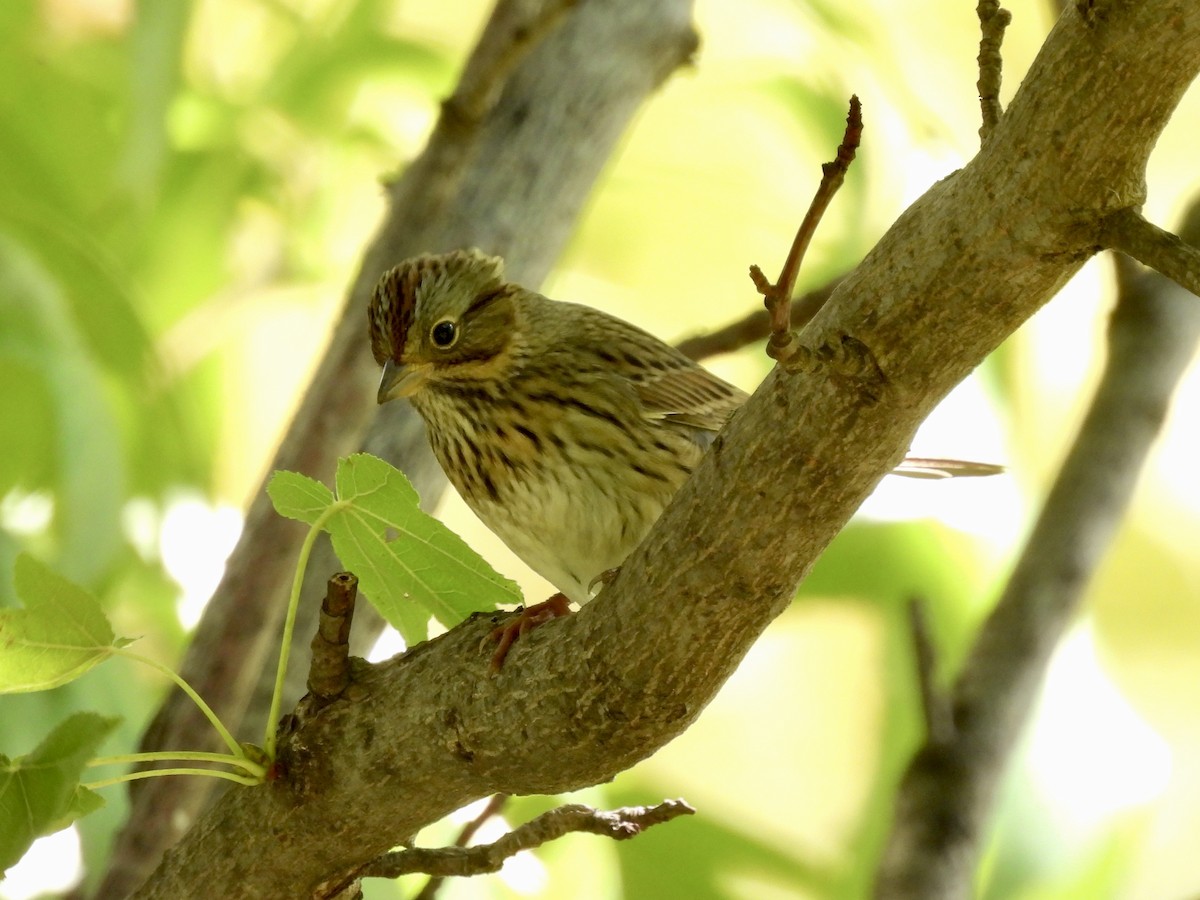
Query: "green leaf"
267 469 335 525
269 454 520 645
329 454 520 642
0 712 118 875
0 554 131 693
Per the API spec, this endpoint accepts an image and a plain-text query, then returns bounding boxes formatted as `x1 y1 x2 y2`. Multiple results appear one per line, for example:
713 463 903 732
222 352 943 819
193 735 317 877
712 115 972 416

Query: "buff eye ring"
431 320 458 348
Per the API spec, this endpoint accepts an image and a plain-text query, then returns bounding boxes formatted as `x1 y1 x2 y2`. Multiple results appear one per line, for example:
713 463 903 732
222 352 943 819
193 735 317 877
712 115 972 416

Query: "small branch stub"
976 0 1012 142
307 572 359 705
1100 206 1200 298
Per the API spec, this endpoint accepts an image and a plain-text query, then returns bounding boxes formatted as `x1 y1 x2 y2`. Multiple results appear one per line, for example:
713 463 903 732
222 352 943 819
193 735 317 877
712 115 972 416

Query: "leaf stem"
114 647 244 758
264 502 345 760
83 767 261 791
87 750 266 779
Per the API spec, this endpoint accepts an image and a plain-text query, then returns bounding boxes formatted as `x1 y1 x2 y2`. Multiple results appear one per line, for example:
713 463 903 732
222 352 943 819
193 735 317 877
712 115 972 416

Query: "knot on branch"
770 333 888 405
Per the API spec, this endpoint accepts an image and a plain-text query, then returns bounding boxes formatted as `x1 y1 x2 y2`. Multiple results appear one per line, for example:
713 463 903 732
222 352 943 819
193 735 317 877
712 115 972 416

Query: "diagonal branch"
354 800 693 883
101 1 700 896
130 4 1200 897
412 794 509 900
874 201 1200 900
1100 205 1200 297
906 598 954 748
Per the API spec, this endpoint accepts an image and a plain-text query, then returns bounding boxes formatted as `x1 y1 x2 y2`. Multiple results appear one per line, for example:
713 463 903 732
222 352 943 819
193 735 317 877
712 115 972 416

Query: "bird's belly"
420 391 699 605
456 459 676 606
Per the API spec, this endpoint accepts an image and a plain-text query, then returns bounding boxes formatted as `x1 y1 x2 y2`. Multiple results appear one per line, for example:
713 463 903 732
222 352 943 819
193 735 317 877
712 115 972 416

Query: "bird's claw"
587 567 622 599
484 593 573 672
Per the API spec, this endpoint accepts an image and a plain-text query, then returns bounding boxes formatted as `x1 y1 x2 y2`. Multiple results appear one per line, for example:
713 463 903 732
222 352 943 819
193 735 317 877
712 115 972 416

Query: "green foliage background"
2 0 1199 897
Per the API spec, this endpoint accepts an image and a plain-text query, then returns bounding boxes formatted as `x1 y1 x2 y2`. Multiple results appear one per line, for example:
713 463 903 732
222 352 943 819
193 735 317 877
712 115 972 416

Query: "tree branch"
101 1 700 895
1100 205 1200 297
412 793 509 900
874 200 1200 899
130 2 1200 896
442 0 577 125
907 598 954 747
352 800 693 884
750 95 861 369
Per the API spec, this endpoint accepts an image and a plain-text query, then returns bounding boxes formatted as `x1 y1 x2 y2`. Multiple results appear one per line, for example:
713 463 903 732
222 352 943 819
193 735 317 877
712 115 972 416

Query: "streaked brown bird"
368 249 996 665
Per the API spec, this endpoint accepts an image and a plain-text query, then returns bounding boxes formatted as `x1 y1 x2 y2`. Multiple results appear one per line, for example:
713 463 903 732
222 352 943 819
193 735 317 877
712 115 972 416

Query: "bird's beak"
377 359 431 404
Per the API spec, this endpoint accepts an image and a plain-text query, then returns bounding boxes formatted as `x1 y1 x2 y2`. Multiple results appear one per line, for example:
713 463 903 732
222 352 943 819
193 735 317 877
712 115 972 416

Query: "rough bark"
101 0 698 895
131 1 1200 897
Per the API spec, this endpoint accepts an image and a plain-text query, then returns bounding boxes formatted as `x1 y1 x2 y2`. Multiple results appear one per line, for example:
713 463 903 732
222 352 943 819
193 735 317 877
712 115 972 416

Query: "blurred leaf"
0 234 126 581
0 16 124 220
980 772 1147 900
1032 813 1143 900
0 608 163 888
1 211 153 384
114 0 192 211
267 9 453 134
66 783 107 826
134 151 259 328
0 712 118 875
0 356 55 497
793 0 869 40
800 519 993 676
269 454 520 644
1090 528 1200 721
0 554 132 694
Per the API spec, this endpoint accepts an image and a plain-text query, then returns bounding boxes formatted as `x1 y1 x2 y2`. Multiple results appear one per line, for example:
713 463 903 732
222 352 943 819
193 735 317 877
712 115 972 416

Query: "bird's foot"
486 593 572 672
587 566 622 600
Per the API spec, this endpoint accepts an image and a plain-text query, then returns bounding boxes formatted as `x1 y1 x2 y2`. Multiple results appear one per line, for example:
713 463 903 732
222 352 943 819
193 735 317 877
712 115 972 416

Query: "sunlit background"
2 0 1199 897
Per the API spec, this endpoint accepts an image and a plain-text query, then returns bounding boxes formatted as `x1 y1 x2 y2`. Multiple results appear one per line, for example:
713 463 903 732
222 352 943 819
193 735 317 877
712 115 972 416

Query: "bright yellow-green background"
2 1 1199 898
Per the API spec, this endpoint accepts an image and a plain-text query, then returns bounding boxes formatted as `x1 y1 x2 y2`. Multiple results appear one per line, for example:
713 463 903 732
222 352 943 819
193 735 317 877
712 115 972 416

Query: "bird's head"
368 249 519 403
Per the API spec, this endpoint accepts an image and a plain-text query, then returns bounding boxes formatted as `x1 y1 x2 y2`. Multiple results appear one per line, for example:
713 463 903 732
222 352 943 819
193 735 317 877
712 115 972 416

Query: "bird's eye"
431 320 457 348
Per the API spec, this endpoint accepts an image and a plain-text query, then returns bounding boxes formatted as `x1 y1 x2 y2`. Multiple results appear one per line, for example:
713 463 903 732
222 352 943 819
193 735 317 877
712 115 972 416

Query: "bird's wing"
630 363 747 433
555 298 749 434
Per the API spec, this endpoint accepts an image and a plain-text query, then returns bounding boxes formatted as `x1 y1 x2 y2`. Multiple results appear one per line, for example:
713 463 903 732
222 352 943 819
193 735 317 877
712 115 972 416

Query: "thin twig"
306 572 359 706
673 275 845 361
413 794 510 900
1100 205 1200 297
875 202 1200 899
359 800 694 881
749 95 862 369
976 1 1012 142
907 598 954 746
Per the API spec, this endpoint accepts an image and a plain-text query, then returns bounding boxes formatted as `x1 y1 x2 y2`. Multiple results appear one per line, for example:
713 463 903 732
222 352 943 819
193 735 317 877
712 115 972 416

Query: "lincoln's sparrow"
368 250 991 660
